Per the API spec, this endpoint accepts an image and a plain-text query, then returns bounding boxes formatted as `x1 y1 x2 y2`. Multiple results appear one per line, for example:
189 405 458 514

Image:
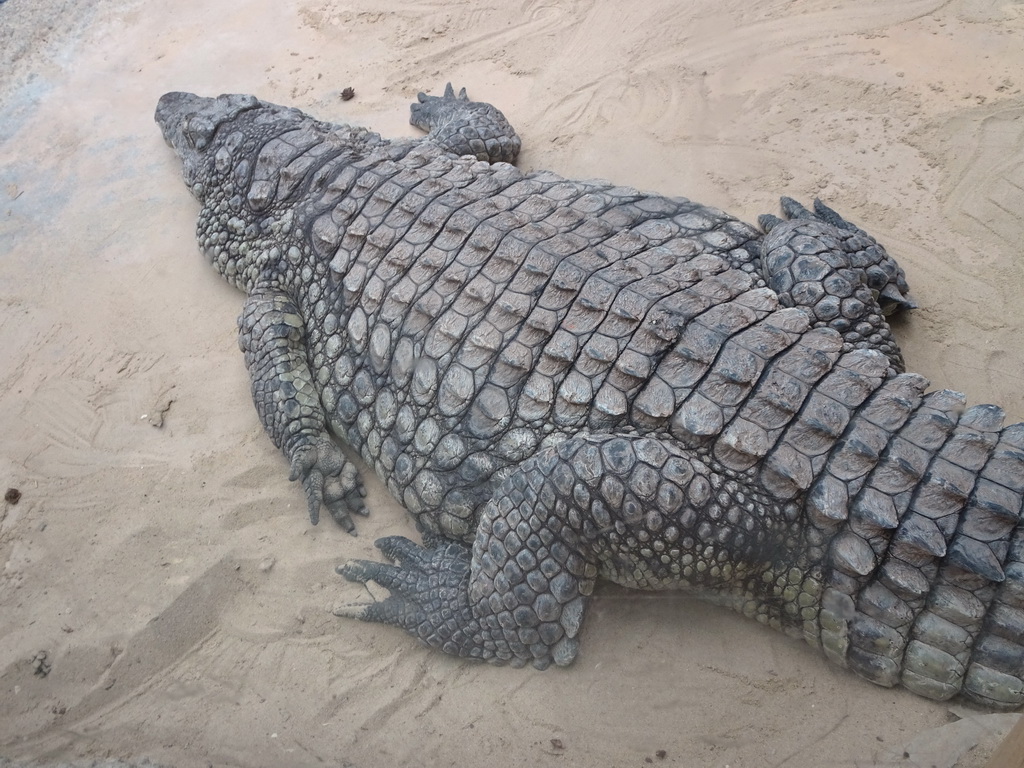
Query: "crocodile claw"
779 195 814 220
762 196 863 233
812 198 857 231
443 82 468 100
758 213 784 232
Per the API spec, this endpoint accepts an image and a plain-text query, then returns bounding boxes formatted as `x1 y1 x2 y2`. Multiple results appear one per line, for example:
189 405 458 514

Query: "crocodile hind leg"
759 197 916 372
336 433 804 668
336 435 603 670
410 82 522 164
336 424 1024 707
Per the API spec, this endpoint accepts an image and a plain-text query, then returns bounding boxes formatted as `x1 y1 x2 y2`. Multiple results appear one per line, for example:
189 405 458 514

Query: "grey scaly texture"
156 85 1023 709
0 759 166 768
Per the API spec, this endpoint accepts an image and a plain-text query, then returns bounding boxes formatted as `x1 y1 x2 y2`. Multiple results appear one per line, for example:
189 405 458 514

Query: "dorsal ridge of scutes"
755 345 891 501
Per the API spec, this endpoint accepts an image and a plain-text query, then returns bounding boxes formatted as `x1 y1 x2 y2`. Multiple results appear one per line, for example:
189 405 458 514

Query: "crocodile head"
156 91 380 291
155 92 264 196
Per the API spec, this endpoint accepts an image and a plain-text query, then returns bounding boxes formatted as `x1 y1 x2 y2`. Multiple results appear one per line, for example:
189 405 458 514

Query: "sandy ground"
1 0 1023 766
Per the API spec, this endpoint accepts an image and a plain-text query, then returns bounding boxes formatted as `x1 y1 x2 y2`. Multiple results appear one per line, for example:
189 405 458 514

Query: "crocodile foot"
289 437 367 531
759 197 917 316
334 536 486 654
410 82 521 164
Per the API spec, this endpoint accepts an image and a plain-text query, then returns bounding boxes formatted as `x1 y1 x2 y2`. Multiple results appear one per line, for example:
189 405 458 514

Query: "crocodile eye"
181 115 215 151
181 117 195 148
192 117 215 150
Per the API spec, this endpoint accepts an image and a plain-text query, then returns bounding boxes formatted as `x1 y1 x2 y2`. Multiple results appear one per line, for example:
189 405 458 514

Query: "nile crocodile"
155 85 1024 709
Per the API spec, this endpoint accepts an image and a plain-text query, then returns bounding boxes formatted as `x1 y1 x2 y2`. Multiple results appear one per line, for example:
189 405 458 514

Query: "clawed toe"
289 438 368 530
337 558 408 590
375 535 433 566
330 602 372 619
812 199 856 230
779 195 813 220
760 196 861 234
415 83 470 108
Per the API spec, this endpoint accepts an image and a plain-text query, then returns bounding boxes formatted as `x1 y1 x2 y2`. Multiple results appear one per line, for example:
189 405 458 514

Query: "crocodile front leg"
239 284 366 530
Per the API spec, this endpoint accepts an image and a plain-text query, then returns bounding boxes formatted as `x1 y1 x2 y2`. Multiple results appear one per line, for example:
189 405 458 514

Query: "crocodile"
155 85 1024 709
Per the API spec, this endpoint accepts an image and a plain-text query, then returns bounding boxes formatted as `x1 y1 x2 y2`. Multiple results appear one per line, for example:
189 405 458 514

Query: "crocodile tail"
808 381 1024 708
